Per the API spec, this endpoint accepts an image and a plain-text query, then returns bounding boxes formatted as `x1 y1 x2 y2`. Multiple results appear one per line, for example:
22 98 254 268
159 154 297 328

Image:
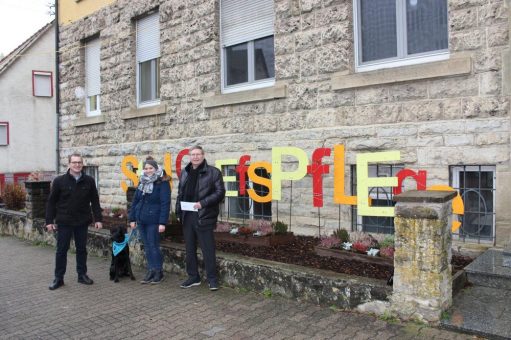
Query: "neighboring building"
57 0 511 246
0 22 57 191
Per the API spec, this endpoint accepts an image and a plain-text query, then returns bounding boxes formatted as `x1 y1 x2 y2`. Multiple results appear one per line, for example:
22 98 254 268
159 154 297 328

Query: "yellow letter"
271 147 309 200
215 159 238 197
164 153 173 190
247 161 272 203
121 155 139 192
356 151 400 217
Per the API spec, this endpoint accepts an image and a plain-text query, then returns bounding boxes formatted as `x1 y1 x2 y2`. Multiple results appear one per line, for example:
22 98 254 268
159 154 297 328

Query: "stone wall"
58 0 511 240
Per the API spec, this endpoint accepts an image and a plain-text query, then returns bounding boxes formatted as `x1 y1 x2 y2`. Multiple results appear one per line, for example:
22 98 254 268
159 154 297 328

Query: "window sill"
203 83 287 108
121 103 167 120
331 56 472 91
74 115 105 127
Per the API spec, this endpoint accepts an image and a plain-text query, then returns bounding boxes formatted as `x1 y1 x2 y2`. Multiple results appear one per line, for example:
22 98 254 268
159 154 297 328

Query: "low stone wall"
0 209 391 309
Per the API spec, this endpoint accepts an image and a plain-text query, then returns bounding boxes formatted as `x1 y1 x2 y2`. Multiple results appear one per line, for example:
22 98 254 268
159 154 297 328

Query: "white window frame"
353 0 449 73
220 0 275 94
0 122 9 146
451 165 496 243
85 38 101 117
136 11 161 108
32 71 53 97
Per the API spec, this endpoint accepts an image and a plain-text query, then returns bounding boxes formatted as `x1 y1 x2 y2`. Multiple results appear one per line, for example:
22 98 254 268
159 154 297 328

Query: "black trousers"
54 224 89 279
183 212 217 283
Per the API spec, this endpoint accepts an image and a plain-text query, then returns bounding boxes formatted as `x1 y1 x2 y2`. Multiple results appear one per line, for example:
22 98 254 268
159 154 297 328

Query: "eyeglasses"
70 161 83 165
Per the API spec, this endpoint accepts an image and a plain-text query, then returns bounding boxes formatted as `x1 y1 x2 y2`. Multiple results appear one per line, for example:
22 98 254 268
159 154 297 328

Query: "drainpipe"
54 0 60 174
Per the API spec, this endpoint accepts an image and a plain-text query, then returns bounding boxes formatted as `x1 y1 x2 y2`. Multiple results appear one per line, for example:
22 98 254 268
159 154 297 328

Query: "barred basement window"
221 165 271 222
450 165 496 243
351 164 404 234
83 166 99 193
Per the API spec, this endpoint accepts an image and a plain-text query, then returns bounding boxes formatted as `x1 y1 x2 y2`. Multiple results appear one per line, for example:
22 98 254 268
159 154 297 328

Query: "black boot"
150 270 164 284
140 270 155 284
49 278 64 290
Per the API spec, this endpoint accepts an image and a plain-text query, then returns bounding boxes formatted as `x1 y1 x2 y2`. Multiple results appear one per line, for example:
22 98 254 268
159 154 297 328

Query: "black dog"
109 226 136 283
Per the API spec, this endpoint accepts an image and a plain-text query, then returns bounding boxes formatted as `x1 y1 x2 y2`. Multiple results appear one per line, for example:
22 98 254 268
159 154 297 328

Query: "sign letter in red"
393 169 427 195
236 155 251 195
306 148 331 207
175 149 190 178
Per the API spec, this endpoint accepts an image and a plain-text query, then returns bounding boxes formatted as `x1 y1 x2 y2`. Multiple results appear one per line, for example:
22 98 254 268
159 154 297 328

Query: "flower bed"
214 219 295 247
314 245 393 267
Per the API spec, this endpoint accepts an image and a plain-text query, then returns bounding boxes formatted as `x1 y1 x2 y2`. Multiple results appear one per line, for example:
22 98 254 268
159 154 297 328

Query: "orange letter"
333 145 357 205
247 161 272 203
121 155 139 192
427 185 465 232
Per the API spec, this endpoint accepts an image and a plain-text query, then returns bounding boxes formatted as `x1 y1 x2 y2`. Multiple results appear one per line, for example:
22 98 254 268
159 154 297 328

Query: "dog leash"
112 227 139 257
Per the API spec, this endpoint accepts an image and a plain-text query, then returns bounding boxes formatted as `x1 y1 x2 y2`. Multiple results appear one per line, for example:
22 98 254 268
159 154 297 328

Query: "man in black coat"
176 145 225 291
45 153 103 290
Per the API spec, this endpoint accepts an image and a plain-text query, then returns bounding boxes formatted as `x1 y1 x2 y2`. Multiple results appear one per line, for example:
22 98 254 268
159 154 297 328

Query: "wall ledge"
74 115 106 127
203 84 287 108
121 103 166 120
332 56 472 91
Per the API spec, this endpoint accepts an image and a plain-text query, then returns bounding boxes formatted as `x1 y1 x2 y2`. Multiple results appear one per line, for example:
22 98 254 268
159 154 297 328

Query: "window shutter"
85 38 100 96
34 74 52 96
221 0 274 47
137 12 160 63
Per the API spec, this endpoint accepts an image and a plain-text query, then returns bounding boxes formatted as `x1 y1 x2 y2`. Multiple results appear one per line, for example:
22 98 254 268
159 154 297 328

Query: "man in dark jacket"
176 145 225 291
45 153 102 290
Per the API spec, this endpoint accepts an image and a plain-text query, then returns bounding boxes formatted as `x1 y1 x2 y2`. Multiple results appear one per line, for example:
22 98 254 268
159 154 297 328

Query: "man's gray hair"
190 145 204 154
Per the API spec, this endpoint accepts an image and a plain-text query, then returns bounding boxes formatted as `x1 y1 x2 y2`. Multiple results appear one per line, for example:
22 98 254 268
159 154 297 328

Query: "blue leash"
112 228 139 256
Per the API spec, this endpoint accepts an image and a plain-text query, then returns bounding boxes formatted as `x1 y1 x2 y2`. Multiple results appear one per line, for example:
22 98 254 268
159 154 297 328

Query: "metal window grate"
450 165 496 243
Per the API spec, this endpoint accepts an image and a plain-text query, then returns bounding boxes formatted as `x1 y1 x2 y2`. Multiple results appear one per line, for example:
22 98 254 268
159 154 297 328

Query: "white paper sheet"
180 201 198 212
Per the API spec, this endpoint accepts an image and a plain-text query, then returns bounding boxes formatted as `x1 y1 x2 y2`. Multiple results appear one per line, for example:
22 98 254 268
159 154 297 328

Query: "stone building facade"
58 0 511 246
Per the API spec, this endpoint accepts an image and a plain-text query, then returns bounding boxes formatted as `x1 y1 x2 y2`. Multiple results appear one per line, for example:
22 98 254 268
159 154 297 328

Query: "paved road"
0 236 481 340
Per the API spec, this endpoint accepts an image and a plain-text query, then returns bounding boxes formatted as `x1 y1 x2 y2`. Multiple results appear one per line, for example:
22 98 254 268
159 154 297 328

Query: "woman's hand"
158 224 166 233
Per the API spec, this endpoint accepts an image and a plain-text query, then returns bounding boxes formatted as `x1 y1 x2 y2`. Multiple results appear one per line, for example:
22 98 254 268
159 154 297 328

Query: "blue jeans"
54 224 89 279
138 223 163 271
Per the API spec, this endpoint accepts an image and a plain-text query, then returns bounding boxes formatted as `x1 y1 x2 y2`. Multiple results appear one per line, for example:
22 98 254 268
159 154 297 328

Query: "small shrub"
379 235 395 249
333 228 350 243
273 221 288 234
3 183 26 211
215 221 232 233
352 239 372 253
320 235 341 249
379 246 395 259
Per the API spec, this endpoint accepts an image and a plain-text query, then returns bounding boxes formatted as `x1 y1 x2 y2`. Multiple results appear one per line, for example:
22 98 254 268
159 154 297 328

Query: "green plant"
333 228 350 243
273 221 288 234
379 311 399 324
262 289 272 298
379 235 395 249
3 183 26 211
440 311 451 321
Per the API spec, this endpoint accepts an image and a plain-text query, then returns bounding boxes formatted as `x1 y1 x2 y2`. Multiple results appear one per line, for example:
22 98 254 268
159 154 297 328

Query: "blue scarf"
112 234 130 257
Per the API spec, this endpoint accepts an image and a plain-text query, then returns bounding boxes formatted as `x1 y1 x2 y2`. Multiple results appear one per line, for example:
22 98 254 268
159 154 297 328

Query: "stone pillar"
391 190 456 322
24 181 51 220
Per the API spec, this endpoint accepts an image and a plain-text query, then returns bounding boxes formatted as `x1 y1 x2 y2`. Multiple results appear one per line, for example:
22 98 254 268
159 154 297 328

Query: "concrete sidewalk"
0 236 482 340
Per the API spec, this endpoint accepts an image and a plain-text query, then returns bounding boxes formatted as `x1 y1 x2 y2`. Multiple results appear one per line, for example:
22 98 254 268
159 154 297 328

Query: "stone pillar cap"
394 190 457 203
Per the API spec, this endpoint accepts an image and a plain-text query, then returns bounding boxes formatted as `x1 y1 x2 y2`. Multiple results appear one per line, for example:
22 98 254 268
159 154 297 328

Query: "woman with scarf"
129 156 171 284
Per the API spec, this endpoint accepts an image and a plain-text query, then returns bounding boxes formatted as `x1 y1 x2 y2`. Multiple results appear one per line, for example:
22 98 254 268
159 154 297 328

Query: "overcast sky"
0 0 54 57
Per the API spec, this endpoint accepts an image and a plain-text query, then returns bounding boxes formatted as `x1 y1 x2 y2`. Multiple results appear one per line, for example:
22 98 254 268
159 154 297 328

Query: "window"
32 71 53 97
83 166 99 192
351 164 404 234
136 12 160 106
222 165 272 222
451 166 496 243
354 0 448 72
0 122 8 146
220 0 275 93
85 38 101 116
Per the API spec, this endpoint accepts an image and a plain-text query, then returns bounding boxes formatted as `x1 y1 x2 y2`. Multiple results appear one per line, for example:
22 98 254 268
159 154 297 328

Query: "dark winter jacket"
129 178 171 225
176 160 225 228
45 170 102 226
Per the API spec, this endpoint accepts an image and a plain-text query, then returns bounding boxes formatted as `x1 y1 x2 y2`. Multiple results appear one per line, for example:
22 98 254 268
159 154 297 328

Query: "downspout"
54 0 60 174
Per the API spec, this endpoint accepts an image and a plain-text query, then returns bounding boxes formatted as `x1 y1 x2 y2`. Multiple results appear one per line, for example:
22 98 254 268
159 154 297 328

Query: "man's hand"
94 222 103 229
193 202 202 209
158 224 166 233
46 224 56 232
130 222 136 229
